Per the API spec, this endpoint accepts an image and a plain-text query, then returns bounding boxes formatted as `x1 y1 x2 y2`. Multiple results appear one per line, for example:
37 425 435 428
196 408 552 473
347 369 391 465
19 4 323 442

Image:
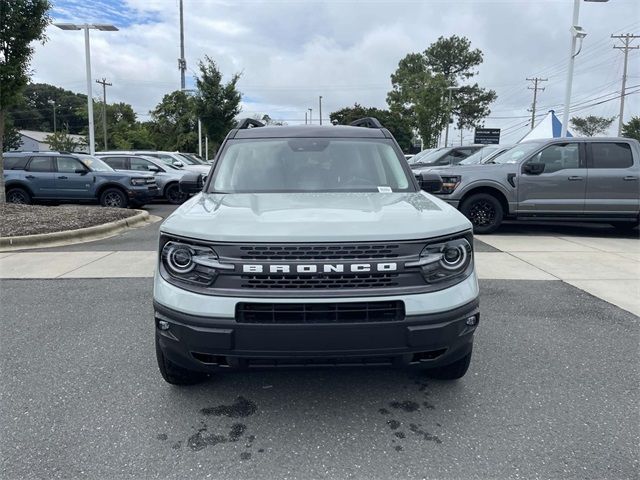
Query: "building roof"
19 130 85 143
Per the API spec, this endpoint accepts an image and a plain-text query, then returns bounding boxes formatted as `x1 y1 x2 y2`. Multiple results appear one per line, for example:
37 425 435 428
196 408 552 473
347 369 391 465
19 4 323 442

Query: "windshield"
180 153 207 165
77 155 113 172
407 149 437 165
210 138 414 193
459 146 501 165
489 142 544 164
412 147 451 165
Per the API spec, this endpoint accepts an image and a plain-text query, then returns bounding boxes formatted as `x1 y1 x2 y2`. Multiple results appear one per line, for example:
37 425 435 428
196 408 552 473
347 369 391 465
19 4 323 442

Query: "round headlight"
164 243 195 274
440 244 468 270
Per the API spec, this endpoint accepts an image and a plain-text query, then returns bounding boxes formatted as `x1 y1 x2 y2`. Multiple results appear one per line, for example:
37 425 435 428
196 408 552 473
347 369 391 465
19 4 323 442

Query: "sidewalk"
1 234 638 315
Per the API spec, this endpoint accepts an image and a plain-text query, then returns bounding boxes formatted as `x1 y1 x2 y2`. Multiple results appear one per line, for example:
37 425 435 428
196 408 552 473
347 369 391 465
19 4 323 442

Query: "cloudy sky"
31 0 640 143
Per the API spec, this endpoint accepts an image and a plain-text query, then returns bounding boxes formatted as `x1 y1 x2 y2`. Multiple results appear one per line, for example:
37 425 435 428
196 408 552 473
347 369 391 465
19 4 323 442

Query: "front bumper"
128 186 159 203
154 272 479 372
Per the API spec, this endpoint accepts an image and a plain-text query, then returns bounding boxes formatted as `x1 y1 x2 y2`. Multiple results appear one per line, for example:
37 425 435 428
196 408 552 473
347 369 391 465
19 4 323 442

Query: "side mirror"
523 162 545 175
179 172 204 195
75 168 88 175
415 172 443 193
173 160 185 168
148 166 161 173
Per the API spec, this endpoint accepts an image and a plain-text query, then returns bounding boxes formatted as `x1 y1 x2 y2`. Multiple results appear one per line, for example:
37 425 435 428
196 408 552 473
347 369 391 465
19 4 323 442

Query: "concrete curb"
0 210 156 252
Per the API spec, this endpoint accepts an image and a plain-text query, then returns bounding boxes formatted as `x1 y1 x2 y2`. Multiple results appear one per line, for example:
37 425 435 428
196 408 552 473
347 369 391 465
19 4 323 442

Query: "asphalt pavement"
1 278 638 480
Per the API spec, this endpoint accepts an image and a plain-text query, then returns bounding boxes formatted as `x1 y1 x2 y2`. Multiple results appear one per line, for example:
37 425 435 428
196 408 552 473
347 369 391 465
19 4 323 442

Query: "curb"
0 210 154 251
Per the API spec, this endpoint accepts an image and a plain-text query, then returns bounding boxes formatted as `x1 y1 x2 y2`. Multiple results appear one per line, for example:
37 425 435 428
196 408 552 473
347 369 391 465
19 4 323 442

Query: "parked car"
411 145 484 169
3 151 158 208
97 153 188 204
97 150 211 176
457 144 514 166
429 138 640 233
407 148 437 166
153 116 479 385
177 152 211 165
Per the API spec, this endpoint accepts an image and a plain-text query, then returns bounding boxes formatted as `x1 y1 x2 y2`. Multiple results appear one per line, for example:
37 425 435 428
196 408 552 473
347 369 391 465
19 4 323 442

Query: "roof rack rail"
350 117 383 129
236 118 265 129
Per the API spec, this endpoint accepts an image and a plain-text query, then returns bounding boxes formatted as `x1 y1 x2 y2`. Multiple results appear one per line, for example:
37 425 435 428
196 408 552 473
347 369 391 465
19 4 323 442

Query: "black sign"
474 128 501 145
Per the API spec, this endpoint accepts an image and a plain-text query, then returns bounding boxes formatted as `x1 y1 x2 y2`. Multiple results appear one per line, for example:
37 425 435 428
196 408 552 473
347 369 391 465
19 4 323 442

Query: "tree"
149 90 198 152
2 117 22 151
387 36 496 148
45 129 85 152
195 56 242 152
0 0 51 203
570 115 616 137
621 116 640 142
330 103 414 152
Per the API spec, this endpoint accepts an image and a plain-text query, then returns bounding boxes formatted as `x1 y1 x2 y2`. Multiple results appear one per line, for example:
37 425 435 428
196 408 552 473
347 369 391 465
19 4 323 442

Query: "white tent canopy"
519 110 573 142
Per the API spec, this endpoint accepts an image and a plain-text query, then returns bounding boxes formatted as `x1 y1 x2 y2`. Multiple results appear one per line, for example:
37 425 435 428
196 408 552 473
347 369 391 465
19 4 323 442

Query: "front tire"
424 350 472 380
100 188 128 208
460 193 504 234
7 187 32 205
155 332 207 385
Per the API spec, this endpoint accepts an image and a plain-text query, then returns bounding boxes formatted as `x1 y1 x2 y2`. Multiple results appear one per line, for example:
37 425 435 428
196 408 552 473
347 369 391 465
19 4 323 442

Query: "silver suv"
430 138 640 233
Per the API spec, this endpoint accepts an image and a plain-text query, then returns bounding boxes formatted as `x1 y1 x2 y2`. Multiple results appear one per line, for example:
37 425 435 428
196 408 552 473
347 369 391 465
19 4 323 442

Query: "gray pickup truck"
424 138 640 233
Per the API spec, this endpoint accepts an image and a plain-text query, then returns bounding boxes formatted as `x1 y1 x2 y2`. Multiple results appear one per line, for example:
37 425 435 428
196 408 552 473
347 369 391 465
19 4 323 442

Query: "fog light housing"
158 320 170 331
465 315 477 326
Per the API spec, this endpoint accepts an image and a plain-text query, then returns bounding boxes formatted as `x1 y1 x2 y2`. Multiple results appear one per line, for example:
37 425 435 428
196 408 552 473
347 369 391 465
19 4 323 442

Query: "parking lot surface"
1 277 638 480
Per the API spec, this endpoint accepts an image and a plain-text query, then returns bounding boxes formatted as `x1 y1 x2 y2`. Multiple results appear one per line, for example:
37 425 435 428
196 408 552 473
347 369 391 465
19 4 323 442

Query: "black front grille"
236 301 405 324
236 244 401 260
240 273 400 289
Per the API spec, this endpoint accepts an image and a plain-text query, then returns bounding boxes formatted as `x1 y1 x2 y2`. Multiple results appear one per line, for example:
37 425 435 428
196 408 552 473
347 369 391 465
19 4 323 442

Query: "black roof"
233 125 389 139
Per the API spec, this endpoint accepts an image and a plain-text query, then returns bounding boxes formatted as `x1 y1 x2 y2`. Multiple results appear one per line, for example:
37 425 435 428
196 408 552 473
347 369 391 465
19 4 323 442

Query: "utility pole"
444 86 459 147
47 100 57 134
319 96 323 125
308 108 312 124
612 33 639 135
96 78 112 150
178 0 186 90
305 112 308 124
526 77 547 130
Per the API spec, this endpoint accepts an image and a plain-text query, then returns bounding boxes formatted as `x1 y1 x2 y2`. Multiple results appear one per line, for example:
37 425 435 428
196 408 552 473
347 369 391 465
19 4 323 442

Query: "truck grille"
236 243 401 260
236 301 405 324
240 273 400 289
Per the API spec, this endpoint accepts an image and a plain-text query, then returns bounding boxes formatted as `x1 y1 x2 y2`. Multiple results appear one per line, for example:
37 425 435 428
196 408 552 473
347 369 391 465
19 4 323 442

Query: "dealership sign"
474 128 501 144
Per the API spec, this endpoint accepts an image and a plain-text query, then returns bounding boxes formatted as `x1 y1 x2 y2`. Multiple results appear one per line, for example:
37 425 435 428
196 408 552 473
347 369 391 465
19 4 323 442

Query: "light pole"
319 96 323 125
444 86 460 147
54 23 118 154
308 108 313 124
560 0 609 137
47 100 57 134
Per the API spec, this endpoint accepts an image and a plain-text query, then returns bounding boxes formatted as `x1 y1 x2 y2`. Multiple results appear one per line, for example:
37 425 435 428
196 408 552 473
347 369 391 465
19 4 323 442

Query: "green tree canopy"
149 90 198 152
330 103 415 152
621 116 640 142
387 36 496 148
569 115 616 137
195 56 242 152
0 0 51 202
45 129 85 152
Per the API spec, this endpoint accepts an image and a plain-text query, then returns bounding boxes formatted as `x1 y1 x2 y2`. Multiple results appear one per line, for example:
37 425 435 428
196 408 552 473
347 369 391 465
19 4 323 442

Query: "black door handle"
623 176 638 181
568 176 584 181
25 175 35 179
57 176 68 179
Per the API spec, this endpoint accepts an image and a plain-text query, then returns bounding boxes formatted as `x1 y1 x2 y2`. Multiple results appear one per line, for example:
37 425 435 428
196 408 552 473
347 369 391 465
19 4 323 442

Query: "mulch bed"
0 204 138 237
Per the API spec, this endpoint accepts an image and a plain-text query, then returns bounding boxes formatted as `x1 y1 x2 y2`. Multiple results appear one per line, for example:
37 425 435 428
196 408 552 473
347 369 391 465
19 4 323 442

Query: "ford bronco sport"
153 118 480 385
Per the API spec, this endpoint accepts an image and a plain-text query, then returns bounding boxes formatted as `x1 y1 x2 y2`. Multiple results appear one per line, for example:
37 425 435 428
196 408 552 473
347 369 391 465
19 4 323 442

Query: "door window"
440 150 465 165
57 157 84 173
27 157 54 172
101 157 127 170
129 157 155 171
591 142 633 168
528 143 580 173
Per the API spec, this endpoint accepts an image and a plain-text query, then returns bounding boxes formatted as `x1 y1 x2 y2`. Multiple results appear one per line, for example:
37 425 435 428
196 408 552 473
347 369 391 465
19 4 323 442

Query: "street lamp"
308 108 313 124
47 99 57 134
54 23 119 154
319 96 323 125
560 0 609 137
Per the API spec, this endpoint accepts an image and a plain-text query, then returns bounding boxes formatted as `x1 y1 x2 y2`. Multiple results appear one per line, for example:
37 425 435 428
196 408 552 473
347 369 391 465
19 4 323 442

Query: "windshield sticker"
378 186 392 193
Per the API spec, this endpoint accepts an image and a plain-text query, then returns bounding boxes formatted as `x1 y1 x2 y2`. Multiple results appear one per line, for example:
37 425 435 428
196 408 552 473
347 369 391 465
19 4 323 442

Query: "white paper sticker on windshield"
378 186 392 193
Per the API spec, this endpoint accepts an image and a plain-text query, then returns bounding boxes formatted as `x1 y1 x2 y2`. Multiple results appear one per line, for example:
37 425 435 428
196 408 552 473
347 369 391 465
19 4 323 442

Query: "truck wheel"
424 350 472 380
155 332 207 386
7 187 32 205
165 183 187 204
100 188 128 208
460 193 503 234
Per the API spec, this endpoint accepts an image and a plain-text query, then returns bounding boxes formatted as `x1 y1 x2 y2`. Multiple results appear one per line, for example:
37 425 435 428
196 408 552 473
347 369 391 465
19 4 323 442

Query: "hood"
183 165 211 175
161 192 471 242
415 164 507 175
98 170 154 179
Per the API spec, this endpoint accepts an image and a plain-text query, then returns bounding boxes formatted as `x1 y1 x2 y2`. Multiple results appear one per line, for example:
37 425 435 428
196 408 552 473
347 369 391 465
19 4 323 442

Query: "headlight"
161 239 232 286
439 176 460 194
130 177 148 186
416 237 472 284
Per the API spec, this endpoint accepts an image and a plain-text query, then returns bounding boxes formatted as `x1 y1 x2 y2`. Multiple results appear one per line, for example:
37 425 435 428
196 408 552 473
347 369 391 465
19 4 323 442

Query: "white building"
14 130 89 153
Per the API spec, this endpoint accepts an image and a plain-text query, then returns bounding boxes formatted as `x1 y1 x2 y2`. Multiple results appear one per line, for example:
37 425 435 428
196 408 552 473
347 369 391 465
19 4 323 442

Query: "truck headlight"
161 239 231 286
417 237 472 284
130 177 148 186
439 176 460 194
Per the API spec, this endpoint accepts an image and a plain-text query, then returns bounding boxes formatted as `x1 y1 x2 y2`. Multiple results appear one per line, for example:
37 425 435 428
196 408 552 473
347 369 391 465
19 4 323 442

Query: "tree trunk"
0 109 5 204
